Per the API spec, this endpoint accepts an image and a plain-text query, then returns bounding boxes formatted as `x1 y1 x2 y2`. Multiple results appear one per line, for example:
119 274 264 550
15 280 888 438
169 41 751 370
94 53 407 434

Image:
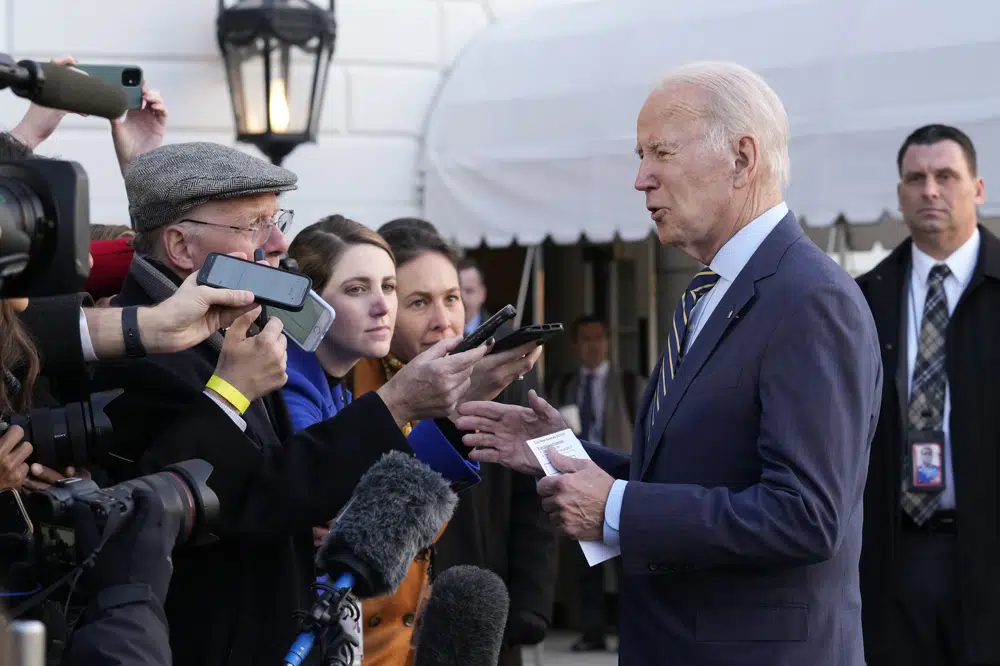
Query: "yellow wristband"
206 375 250 415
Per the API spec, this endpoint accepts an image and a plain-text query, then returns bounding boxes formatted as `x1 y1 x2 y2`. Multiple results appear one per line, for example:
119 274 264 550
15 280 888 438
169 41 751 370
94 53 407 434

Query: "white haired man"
455 61 882 665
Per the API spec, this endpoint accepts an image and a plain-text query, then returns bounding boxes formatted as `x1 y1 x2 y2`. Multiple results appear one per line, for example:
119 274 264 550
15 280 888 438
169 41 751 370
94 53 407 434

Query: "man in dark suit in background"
458 257 491 335
547 314 642 651
858 124 1000 666
456 60 882 666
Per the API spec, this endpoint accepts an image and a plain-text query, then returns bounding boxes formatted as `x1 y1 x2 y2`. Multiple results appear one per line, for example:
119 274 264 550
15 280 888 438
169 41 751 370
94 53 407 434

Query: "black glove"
69 487 179 604
503 609 548 647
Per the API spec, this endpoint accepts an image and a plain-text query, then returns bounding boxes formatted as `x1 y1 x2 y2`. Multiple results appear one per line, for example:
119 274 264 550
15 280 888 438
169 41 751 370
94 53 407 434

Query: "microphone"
283 450 458 666
412 565 510 666
0 54 128 119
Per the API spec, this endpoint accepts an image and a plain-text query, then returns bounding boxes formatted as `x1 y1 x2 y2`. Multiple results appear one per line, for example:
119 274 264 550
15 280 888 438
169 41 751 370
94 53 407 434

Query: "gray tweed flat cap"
125 142 298 232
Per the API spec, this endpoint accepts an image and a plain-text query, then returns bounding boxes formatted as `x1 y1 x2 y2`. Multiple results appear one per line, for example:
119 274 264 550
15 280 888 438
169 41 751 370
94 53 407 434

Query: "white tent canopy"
422 0 1000 247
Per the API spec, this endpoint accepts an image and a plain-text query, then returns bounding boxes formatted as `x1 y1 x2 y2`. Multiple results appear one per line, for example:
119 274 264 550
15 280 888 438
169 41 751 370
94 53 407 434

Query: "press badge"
907 431 946 492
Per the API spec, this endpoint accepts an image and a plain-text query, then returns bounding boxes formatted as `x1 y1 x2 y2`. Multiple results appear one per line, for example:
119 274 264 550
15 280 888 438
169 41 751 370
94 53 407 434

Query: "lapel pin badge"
727 308 734 319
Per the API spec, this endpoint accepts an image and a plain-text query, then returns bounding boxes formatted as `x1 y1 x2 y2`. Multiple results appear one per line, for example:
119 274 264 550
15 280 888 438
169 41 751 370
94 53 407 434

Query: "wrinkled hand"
112 81 167 174
462 341 542 405
0 426 31 491
23 463 90 492
10 55 79 150
140 260 257 354
536 451 614 541
455 390 565 475
376 338 488 426
214 308 288 403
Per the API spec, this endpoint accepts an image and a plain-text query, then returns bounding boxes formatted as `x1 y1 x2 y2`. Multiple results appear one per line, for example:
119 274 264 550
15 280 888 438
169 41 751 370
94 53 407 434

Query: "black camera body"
25 459 220 583
0 159 90 298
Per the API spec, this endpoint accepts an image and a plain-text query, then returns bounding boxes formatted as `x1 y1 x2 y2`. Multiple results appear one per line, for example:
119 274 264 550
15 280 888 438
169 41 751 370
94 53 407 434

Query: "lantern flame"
269 78 290 133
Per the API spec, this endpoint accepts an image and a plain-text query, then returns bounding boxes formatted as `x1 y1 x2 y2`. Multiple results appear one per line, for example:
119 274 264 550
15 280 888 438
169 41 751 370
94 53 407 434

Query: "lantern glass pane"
236 39 268 134
267 42 317 135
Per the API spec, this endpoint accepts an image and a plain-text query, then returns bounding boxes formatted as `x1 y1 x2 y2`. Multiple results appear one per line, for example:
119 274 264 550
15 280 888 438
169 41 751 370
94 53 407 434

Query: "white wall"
0 0 592 235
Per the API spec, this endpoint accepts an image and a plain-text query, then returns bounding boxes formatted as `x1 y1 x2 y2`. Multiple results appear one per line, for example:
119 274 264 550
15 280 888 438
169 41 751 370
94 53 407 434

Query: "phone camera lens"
122 68 141 87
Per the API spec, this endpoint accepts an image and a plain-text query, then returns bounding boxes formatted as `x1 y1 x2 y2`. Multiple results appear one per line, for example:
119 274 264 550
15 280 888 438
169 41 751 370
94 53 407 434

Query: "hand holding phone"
488 323 564 355
197 252 311 311
450 305 517 355
73 64 144 109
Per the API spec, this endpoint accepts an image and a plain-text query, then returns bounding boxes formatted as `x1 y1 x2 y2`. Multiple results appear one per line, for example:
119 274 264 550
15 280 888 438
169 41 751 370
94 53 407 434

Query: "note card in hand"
526 429 621 566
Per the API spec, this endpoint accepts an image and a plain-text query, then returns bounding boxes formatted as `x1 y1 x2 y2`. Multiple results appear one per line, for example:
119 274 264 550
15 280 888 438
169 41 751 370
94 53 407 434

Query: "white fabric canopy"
422 0 1000 247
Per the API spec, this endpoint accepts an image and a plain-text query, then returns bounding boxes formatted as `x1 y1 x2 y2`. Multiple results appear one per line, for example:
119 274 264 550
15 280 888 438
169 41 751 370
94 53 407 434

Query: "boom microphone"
413 565 510 666
0 54 128 119
283 450 458 666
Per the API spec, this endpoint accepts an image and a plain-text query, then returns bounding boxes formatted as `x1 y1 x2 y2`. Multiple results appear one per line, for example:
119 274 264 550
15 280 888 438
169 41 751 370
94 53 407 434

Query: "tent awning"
422 0 1000 247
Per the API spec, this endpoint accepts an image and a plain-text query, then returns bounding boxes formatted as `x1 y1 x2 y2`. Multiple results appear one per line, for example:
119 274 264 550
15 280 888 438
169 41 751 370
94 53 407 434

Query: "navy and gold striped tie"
647 269 720 441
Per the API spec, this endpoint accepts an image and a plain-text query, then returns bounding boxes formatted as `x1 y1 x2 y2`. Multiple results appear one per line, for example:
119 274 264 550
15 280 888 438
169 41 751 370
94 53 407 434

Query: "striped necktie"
900 263 950 525
647 269 720 442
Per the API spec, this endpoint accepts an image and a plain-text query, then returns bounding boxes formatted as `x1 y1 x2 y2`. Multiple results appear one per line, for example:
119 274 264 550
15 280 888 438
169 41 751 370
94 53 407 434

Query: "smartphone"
450 304 517 355
489 323 564 355
271 290 336 352
74 64 143 110
198 252 311 311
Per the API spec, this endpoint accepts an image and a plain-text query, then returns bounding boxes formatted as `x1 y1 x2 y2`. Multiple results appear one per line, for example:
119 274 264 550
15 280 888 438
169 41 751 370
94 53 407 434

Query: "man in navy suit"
456 61 882 666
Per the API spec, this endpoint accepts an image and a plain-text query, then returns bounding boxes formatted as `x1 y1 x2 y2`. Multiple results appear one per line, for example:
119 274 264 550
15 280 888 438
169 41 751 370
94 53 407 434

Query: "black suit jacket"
857 226 1000 664
91 268 413 666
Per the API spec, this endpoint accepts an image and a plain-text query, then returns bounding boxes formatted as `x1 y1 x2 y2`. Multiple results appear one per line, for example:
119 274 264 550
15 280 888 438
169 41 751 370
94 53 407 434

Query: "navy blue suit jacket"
587 213 882 665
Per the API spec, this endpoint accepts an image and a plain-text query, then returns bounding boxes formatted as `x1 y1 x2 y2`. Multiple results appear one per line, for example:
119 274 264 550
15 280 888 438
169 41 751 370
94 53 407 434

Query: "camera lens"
121 68 141 87
116 459 220 544
13 389 122 470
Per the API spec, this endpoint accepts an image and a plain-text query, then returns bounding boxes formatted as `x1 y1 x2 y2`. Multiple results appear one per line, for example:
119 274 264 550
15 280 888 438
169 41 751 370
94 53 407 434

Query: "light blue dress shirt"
603 202 790 547
464 311 483 336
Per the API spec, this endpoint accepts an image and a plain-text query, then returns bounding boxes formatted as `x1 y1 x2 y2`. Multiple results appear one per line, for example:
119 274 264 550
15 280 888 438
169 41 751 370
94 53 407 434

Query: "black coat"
90 268 413 666
63 584 172 666
433 360 558 666
856 226 1000 665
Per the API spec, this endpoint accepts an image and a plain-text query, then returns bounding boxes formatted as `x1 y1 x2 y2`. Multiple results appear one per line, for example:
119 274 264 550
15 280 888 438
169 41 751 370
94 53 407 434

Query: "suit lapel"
640 213 802 478
862 241 910 439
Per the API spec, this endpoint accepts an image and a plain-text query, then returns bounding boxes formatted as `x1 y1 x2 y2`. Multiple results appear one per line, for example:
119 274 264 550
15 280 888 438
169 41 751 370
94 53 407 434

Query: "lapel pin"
727 308 734 319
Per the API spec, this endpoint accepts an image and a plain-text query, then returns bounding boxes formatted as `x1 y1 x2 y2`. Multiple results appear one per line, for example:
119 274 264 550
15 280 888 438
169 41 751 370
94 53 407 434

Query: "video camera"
0 51 128 298
25 459 220 584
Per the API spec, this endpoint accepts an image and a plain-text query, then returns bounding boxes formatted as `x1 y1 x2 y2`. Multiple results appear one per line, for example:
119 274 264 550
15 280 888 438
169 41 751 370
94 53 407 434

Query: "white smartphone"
270 289 335 352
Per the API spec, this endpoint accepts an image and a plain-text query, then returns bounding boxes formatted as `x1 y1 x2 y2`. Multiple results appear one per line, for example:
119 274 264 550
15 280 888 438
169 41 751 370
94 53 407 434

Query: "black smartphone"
197 252 311 311
488 323 564 355
450 304 516 355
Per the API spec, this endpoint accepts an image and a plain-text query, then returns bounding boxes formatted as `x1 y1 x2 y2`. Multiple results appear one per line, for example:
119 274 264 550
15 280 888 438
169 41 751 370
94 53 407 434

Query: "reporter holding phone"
347 219 557 666
87 142 491 666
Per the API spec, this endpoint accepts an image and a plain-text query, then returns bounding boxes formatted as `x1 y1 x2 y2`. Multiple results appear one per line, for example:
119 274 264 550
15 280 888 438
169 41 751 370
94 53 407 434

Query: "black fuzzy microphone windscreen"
316 450 457 599
413 565 510 666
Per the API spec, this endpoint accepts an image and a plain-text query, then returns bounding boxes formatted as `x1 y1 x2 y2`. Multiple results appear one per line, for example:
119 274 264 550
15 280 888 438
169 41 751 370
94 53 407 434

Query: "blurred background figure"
546 314 642 652
458 257 489 336
87 225 136 307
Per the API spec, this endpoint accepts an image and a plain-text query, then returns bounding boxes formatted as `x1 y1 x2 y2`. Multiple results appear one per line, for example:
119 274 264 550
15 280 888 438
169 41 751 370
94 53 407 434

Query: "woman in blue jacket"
281 216 483 531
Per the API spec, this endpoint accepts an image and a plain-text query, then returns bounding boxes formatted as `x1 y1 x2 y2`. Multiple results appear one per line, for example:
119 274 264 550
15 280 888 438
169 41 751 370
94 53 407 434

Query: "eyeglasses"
179 209 294 245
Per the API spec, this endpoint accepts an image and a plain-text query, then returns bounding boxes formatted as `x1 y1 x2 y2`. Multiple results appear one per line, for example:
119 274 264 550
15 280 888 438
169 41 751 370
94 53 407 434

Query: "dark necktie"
579 371 597 440
901 263 950 525
647 269 720 443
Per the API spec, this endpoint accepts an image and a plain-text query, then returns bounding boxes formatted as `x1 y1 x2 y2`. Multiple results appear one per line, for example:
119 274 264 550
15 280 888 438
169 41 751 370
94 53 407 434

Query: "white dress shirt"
78 308 248 431
603 201 790 548
906 229 980 510
577 360 610 443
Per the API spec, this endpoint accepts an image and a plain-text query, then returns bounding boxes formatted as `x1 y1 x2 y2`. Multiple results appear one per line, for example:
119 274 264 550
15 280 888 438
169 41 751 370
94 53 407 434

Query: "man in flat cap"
91 142 492 666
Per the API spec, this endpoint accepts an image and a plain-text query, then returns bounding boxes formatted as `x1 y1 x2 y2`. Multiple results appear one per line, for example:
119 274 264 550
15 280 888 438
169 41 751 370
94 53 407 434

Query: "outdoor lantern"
217 0 337 165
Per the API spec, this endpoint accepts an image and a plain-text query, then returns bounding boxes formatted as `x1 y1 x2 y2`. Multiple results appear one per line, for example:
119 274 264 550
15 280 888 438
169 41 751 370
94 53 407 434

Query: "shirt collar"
708 202 789 282
581 360 610 379
911 227 980 291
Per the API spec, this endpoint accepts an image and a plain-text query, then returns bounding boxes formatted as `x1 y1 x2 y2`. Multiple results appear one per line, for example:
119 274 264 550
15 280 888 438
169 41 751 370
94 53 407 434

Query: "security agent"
89 142 488 666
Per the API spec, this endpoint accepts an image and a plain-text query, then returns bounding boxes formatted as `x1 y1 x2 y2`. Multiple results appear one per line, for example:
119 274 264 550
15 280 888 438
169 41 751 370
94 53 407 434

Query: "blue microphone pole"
282 572 356 666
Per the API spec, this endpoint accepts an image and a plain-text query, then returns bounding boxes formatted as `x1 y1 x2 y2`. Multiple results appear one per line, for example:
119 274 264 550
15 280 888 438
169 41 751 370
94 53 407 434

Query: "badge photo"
911 441 944 489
